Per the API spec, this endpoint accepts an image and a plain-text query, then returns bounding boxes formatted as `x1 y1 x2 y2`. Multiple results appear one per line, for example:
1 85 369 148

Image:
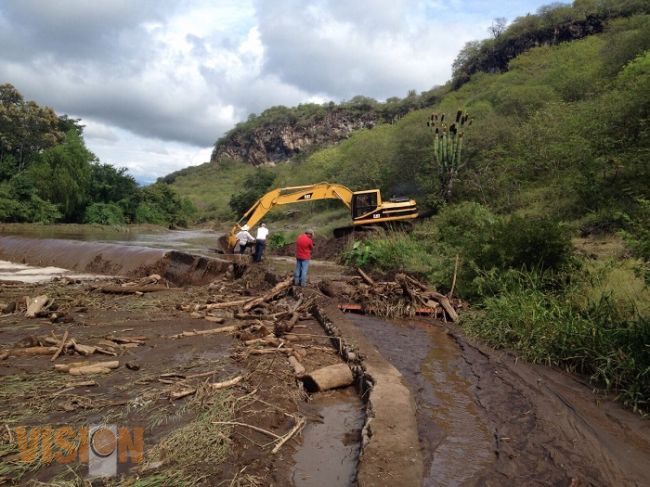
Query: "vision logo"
14 424 143 478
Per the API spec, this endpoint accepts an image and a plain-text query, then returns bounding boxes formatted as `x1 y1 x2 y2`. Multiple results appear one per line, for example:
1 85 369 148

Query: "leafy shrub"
484 216 573 272
84 203 125 225
466 268 650 413
134 203 168 226
267 232 291 250
342 240 380 267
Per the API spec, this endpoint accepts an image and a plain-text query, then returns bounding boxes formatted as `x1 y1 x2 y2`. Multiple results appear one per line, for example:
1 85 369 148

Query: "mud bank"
0 236 231 286
350 317 650 486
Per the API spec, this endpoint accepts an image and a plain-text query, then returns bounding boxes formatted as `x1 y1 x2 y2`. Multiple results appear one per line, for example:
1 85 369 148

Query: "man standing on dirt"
253 223 269 263
294 229 314 286
234 225 255 254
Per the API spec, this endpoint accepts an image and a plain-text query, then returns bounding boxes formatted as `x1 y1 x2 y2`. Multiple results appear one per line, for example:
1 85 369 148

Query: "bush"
484 216 573 272
466 268 650 413
84 203 125 225
228 169 276 215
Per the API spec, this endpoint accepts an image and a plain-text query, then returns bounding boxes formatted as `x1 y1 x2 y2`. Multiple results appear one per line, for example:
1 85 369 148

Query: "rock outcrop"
211 107 380 166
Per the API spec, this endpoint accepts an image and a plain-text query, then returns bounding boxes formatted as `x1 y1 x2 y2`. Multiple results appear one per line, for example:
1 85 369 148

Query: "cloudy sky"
0 0 554 184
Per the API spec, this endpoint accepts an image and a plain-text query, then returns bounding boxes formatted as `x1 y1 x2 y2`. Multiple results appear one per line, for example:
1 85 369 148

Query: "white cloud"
0 0 552 180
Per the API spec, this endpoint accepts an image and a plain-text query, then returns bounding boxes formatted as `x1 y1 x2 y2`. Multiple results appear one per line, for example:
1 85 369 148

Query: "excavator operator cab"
352 190 380 219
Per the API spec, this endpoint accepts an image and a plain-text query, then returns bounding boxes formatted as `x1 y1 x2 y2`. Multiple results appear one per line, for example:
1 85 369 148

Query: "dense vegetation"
0 84 196 226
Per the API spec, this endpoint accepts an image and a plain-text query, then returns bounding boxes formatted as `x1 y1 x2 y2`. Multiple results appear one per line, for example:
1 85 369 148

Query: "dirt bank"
271 234 350 261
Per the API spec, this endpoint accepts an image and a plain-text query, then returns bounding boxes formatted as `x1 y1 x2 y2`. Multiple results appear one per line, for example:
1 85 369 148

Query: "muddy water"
292 387 364 486
1 227 222 255
349 315 493 486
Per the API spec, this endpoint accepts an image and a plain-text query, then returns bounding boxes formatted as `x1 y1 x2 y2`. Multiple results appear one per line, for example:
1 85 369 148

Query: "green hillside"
167 4 650 412
171 9 649 230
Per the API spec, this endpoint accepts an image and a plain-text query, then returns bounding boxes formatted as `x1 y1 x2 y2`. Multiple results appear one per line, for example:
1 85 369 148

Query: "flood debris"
303 363 354 392
89 274 174 294
323 271 463 320
54 360 120 375
25 294 50 317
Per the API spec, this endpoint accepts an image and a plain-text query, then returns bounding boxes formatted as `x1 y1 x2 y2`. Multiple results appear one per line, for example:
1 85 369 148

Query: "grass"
0 373 70 424
465 268 650 414
145 389 235 484
168 161 261 222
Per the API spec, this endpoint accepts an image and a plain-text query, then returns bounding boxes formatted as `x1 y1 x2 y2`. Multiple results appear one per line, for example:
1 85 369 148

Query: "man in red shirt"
294 229 314 286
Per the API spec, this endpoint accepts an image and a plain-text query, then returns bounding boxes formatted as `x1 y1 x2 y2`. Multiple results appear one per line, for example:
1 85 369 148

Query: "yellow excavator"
220 182 418 252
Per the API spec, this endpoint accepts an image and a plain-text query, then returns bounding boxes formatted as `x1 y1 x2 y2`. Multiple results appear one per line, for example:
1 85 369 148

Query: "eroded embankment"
0 236 231 286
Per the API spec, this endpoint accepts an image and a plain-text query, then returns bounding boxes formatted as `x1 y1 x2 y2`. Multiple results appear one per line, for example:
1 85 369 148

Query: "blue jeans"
254 239 266 262
294 259 310 286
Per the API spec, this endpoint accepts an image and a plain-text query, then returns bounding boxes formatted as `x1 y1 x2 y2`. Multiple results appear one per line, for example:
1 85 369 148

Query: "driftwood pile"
0 331 147 367
320 269 462 321
0 294 74 323
176 275 353 393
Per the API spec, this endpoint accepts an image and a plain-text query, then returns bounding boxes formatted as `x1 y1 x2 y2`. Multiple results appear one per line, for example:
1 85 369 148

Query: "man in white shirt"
254 223 269 262
234 225 255 254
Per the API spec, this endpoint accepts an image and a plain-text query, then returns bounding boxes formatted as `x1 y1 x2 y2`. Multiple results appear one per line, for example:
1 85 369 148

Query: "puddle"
292 387 364 486
349 315 493 486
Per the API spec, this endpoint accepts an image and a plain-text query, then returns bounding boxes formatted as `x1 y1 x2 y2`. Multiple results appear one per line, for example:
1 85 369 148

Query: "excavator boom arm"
227 183 354 247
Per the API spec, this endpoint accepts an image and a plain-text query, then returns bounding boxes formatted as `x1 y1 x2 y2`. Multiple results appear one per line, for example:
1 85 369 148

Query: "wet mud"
349 315 650 486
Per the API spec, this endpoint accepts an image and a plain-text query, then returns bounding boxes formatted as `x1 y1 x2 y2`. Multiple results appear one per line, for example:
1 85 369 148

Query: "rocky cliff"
210 106 380 166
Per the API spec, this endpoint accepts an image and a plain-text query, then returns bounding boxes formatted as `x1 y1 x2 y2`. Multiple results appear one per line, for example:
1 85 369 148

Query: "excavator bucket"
216 235 233 254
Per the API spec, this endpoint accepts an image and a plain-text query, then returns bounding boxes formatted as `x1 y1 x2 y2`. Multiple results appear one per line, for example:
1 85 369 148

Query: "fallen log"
169 324 241 339
356 268 376 286
249 348 294 355
106 335 147 344
73 343 97 356
426 291 459 322
242 277 293 312
210 375 243 390
69 366 111 375
91 285 172 294
244 335 281 347
171 388 196 400
271 416 306 454
7 346 58 357
303 363 353 392
65 380 98 388
288 356 305 377
204 316 225 324
205 298 249 310
170 375 243 400
274 312 300 336
55 360 119 373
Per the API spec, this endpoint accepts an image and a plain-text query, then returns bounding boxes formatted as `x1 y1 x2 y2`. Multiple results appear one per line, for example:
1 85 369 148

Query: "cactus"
427 109 471 203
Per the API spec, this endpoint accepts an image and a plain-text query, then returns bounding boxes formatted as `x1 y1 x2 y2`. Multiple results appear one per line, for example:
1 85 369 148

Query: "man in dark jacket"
294 229 314 286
